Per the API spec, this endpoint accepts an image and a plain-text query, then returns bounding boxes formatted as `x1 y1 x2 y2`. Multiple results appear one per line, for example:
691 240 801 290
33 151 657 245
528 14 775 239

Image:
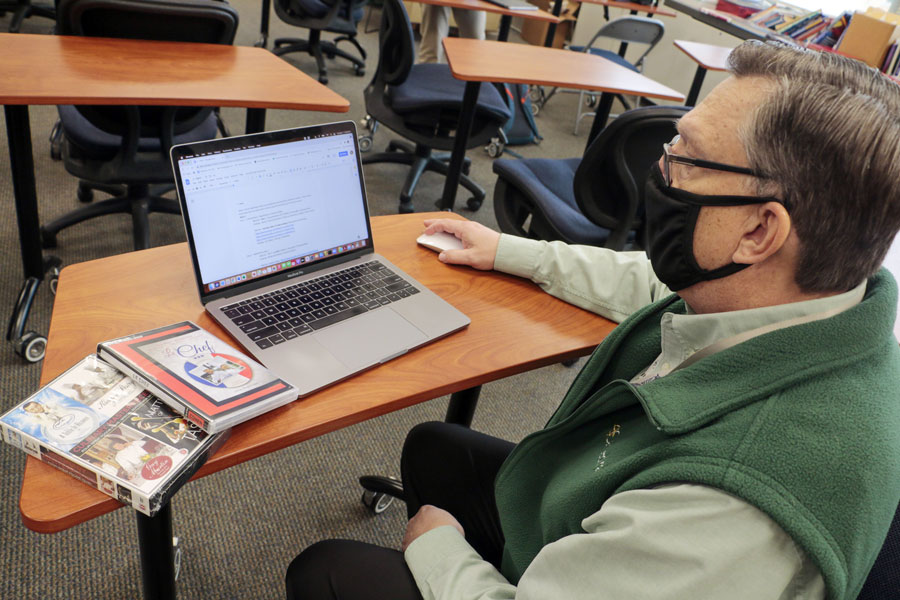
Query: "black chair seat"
493 157 613 245
58 105 218 159
389 64 511 123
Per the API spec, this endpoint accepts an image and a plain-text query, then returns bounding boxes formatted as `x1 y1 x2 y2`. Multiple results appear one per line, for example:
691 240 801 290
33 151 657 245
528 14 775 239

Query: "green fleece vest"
495 269 900 600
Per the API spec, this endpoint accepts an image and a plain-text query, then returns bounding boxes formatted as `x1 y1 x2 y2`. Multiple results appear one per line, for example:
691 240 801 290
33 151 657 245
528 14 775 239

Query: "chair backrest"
573 105 689 250
587 16 665 71
856 501 900 600
370 0 415 86
56 0 239 139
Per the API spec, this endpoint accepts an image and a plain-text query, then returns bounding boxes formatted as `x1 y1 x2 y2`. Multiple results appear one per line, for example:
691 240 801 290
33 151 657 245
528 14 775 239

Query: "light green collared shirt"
404 235 864 600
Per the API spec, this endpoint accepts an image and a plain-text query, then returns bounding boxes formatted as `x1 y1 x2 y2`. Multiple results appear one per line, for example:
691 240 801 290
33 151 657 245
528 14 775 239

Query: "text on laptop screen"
177 131 369 294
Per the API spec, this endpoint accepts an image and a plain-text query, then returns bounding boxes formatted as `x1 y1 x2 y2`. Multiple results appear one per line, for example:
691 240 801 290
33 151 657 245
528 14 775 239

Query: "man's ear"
732 202 791 265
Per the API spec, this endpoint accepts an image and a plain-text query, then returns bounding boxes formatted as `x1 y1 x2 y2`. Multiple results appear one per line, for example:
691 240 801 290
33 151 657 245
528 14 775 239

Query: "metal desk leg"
444 385 481 427
497 15 512 42
136 502 176 600
685 65 706 107
544 0 564 47
257 0 271 48
585 92 614 150
4 104 56 362
438 81 480 212
246 108 267 134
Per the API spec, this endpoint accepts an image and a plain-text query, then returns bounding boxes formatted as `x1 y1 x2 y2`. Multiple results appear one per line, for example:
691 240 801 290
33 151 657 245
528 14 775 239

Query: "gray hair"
728 41 900 292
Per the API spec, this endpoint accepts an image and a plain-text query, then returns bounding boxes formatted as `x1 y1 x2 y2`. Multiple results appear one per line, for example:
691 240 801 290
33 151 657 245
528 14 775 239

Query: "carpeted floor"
0 4 603 598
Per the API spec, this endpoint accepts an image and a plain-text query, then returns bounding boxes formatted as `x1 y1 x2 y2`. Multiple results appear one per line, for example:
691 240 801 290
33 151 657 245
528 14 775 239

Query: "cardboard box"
519 0 576 49
836 12 899 68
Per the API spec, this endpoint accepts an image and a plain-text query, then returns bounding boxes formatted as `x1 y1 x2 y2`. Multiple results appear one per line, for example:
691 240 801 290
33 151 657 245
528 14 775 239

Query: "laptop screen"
171 122 374 303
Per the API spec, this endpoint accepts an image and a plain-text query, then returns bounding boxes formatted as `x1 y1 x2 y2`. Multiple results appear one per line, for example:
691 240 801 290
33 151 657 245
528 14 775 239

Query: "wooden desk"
673 39 731 106
439 37 684 210
409 0 559 41
21 211 615 598
0 33 349 365
579 0 677 19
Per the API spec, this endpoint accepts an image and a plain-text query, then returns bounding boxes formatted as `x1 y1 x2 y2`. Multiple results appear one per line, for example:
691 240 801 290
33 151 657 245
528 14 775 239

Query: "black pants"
285 422 515 600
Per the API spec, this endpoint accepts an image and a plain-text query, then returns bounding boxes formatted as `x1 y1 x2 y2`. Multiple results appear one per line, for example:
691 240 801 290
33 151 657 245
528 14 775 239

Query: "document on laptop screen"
177 132 368 287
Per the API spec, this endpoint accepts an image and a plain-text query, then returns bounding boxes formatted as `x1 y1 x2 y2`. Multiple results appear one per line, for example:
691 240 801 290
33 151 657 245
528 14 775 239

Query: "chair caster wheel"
398 201 415 214
530 103 540 116
172 536 182 581
466 197 483 211
318 75 328 84
486 140 504 158
362 490 395 514
358 135 373 153
355 65 365 76
48 265 61 295
77 186 93 203
15 331 46 363
40 227 58 249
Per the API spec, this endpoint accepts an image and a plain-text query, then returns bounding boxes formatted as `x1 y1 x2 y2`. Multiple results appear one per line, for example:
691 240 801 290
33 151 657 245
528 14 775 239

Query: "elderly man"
286 41 900 600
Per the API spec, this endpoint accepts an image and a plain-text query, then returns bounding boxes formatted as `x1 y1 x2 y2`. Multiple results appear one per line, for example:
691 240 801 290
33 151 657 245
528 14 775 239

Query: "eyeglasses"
662 135 760 187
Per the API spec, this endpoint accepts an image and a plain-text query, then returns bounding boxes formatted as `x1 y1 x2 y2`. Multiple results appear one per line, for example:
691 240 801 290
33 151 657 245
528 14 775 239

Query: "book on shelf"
97 321 298 434
0 355 229 516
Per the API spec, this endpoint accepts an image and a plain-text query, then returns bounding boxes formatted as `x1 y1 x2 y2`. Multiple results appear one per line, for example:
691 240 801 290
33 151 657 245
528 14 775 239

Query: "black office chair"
272 0 367 84
359 0 511 214
857 501 900 600
493 105 689 251
41 0 239 252
1 0 55 32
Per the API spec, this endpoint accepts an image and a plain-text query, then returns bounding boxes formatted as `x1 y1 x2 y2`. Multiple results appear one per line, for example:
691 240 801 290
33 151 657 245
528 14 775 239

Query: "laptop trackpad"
313 309 427 370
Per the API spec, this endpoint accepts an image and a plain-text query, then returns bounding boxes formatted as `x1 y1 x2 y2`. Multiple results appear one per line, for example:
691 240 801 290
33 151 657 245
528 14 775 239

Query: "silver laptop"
170 121 470 396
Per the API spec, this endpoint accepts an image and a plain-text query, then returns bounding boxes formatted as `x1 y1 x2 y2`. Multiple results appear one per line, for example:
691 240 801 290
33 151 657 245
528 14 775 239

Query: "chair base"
41 182 180 251
362 140 483 214
273 31 365 84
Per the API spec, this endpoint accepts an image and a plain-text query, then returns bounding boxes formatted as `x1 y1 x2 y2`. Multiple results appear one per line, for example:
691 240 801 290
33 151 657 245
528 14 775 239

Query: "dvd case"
97 321 297 433
0 355 228 516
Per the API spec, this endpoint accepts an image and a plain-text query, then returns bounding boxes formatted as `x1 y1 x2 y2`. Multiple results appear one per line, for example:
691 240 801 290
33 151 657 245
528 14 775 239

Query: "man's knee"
286 540 346 600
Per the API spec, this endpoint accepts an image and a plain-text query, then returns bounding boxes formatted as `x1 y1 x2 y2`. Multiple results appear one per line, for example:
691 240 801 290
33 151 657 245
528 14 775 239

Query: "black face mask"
643 164 784 292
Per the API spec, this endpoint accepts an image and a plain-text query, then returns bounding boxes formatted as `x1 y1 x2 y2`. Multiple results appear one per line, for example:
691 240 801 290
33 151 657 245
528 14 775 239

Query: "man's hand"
401 505 465 552
422 219 501 271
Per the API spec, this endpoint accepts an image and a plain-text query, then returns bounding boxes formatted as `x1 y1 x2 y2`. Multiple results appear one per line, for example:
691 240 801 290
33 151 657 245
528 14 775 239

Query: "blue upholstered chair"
42 0 238 252
272 0 367 84
359 0 511 214
492 105 688 250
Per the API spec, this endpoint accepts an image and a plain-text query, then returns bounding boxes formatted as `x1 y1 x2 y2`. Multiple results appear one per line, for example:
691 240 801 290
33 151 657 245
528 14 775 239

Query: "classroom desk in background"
439 37 684 211
0 32 349 364
673 39 731 106
407 0 559 42
21 212 616 600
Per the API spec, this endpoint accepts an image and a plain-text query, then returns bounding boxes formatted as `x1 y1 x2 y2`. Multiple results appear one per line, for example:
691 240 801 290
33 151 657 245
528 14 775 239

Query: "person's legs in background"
417 4 450 63
417 6 486 64
285 422 514 598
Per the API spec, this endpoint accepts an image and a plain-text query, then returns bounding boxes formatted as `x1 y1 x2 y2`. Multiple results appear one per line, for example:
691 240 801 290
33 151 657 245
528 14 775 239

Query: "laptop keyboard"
220 261 420 350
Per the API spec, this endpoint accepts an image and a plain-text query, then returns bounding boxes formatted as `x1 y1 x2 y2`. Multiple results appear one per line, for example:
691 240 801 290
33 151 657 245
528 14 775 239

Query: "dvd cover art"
100 322 295 425
1 355 221 513
2 357 138 452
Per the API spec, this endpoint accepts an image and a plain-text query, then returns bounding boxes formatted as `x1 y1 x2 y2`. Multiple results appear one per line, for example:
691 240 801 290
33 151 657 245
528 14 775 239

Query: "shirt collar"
657 281 868 374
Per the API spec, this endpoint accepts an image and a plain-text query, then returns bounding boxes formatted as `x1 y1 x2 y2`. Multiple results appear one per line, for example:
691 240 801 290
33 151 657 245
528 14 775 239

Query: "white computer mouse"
416 231 464 253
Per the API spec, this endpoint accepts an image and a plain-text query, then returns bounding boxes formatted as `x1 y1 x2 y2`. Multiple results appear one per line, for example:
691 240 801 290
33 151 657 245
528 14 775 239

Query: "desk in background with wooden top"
0 32 349 364
21 212 616 600
439 37 684 211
